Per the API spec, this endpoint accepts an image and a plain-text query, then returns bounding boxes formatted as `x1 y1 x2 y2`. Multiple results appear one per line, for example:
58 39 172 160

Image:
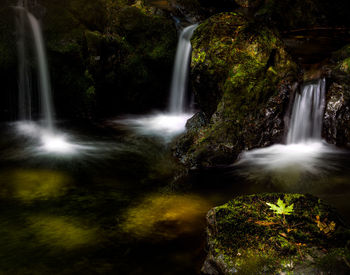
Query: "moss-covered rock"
202 193 350 275
175 12 298 168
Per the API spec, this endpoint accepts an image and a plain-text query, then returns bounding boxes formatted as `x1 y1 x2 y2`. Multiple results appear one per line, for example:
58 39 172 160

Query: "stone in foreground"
202 193 350 274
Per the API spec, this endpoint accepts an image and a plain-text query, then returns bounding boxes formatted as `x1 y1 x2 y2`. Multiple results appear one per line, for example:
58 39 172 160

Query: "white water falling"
15 0 32 120
114 24 198 141
27 11 54 130
287 79 326 144
235 78 340 176
169 24 198 113
13 3 80 155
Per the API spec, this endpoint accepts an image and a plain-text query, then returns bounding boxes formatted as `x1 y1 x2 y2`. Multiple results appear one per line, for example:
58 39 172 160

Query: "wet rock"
323 83 350 148
202 193 350 275
322 45 350 148
174 12 299 168
185 111 208 131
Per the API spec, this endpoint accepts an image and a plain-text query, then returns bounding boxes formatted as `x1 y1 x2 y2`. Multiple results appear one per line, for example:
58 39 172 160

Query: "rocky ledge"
202 193 350 274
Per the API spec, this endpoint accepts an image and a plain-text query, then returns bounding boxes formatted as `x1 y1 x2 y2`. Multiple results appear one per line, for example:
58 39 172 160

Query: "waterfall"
114 24 197 141
27 12 54 130
287 79 326 144
15 0 32 120
15 1 54 131
235 78 331 174
169 24 198 114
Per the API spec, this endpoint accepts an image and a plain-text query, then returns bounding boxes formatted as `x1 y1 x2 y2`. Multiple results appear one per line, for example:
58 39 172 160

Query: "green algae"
28 215 97 249
0 169 71 202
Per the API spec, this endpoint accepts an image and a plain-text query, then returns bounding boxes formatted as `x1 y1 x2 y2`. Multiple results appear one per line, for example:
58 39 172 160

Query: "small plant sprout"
266 199 294 216
267 198 294 226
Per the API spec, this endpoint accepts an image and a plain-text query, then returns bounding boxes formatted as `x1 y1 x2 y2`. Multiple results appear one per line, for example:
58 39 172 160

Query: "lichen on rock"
202 193 350 274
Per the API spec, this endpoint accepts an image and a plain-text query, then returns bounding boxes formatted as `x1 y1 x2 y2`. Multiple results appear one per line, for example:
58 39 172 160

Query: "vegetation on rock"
175 12 299 168
202 193 350 274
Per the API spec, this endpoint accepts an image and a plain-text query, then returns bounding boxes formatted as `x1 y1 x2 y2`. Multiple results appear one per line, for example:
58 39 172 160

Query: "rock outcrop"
174 12 299 168
322 45 350 148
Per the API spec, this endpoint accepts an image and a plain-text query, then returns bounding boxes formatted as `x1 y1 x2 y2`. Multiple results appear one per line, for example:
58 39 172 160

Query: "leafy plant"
267 199 294 216
266 199 294 227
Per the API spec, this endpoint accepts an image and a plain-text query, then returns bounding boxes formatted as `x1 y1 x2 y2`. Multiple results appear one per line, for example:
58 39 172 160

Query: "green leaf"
266 199 294 215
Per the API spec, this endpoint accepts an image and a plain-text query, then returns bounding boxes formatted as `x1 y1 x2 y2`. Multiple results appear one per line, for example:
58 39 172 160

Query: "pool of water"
0 121 349 274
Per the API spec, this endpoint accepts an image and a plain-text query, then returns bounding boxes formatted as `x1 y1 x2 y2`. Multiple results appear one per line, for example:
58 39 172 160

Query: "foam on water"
14 121 91 156
236 142 339 174
115 113 193 142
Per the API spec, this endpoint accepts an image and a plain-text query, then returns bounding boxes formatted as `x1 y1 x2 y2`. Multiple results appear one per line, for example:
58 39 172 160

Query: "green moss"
177 12 298 167
207 193 350 274
338 57 350 74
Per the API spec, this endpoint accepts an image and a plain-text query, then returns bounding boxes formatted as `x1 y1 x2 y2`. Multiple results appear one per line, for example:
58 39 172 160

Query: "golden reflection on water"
28 216 97 249
0 169 71 201
121 193 212 240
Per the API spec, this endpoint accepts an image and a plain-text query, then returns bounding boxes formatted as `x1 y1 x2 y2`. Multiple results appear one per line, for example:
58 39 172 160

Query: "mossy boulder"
174 12 298 168
202 193 350 274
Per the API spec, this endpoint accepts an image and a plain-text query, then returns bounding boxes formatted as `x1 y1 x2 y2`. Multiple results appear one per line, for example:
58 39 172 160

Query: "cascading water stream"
235 78 338 175
115 24 198 141
27 11 54 131
287 79 326 144
169 24 198 114
13 2 81 155
15 1 54 131
16 0 32 120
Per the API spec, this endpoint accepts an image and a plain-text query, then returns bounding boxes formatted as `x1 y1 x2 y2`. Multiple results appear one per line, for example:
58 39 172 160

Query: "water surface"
0 122 349 274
